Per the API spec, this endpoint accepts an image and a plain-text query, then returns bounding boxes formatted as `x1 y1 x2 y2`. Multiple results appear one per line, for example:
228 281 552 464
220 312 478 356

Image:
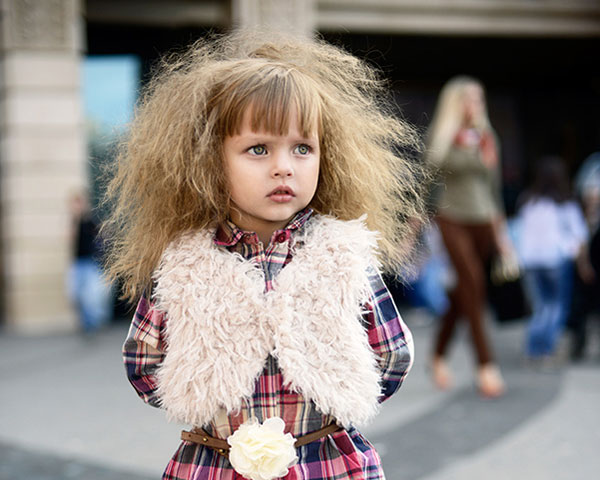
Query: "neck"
228 214 288 247
256 229 275 246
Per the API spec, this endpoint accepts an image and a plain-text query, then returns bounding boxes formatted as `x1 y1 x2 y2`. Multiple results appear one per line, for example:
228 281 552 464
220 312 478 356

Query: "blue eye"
249 145 267 155
295 144 311 155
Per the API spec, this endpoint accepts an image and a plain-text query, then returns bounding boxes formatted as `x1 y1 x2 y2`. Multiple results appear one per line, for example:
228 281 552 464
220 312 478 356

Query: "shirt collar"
214 207 314 247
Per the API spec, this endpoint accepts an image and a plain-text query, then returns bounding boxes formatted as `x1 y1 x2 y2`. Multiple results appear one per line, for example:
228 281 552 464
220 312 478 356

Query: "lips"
268 185 295 203
268 186 295 197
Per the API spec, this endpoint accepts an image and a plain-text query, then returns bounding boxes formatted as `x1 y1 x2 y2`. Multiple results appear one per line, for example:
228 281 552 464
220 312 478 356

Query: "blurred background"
1 0 599 334
1 1 599 479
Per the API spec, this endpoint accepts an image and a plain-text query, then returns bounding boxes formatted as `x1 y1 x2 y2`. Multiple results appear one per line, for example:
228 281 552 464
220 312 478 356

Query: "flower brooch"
227 417 298 480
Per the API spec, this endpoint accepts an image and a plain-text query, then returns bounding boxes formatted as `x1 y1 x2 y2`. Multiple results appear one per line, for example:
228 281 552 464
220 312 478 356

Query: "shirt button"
276 233 288 243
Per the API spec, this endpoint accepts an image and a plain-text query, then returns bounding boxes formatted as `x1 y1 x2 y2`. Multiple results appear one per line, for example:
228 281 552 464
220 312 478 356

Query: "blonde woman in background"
426 76 511 398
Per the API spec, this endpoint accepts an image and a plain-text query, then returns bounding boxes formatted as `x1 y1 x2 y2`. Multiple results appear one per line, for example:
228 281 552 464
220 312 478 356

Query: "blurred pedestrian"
568 152 600 360
515 156 587 365
67 189 112 334
426 76 511 398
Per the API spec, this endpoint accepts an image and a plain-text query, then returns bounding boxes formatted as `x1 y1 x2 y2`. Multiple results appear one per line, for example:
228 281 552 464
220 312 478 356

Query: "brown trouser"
434 216 497 365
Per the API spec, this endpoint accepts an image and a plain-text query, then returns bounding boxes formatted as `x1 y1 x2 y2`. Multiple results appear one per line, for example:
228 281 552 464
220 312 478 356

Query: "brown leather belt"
181 422 342 458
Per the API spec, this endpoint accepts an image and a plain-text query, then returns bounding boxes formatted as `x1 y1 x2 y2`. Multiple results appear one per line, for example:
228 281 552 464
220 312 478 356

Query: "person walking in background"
67 190 112 335
426 76 511 398
566 152 600 360
515 156 587 366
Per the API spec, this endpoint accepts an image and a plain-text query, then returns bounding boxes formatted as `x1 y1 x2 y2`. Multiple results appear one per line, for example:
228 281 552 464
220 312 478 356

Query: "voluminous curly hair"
103 29 426 302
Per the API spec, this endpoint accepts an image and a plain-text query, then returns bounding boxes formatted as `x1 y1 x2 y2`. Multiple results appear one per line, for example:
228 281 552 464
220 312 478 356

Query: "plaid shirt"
123 208 414 480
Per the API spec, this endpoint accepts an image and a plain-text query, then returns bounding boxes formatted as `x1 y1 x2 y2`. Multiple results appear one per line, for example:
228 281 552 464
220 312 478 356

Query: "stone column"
230 0 315 36
0 0 85 333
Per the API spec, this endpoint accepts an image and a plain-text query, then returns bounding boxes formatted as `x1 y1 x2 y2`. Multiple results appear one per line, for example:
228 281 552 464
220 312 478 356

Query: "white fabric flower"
227 417 298 480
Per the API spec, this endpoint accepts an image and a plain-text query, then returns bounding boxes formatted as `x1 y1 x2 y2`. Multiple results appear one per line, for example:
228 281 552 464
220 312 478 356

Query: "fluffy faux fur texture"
153 215 383 428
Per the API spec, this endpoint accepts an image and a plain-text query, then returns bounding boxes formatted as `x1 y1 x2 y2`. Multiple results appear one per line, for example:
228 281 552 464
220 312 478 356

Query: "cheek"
223 161 245 205
313 165 321 188
226 171 245 200
226 168 258 205
307 161 320 195
223 156 248 187
223 165 235 200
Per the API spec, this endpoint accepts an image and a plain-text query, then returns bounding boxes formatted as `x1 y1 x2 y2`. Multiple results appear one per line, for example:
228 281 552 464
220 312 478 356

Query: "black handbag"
487 254 532 323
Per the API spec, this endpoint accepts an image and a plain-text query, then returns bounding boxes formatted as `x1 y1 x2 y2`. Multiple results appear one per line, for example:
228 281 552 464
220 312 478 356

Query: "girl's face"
462 84 485 127
223 108 320 245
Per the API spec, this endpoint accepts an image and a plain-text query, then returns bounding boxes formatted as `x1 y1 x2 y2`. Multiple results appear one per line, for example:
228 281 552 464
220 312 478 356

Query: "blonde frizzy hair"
103 30 426 302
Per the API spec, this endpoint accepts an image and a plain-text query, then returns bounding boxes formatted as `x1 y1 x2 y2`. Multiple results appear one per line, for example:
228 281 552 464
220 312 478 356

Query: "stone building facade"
0 0 86 332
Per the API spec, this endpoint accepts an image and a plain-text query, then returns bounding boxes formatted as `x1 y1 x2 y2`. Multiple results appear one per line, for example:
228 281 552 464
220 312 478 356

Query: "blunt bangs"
213 62 322 139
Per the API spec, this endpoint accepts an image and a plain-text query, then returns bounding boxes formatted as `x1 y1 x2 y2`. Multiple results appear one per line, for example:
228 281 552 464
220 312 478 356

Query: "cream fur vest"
153 215 383 428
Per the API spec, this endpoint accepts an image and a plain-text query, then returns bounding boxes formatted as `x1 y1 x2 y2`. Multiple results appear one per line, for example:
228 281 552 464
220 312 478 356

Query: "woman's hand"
492 216 513 257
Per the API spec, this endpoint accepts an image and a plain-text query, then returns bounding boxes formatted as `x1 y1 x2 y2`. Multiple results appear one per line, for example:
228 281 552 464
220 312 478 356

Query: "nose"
271 151 293 178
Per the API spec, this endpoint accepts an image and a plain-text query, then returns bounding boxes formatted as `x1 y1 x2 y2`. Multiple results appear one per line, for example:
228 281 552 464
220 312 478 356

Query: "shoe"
477 364 506 398
431 356 453 391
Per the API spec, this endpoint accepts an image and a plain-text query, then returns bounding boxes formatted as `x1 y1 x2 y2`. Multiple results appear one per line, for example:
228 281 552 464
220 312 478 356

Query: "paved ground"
1 308 599 479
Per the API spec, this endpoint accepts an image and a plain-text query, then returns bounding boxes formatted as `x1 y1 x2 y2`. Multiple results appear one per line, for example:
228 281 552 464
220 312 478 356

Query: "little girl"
105 30 425 480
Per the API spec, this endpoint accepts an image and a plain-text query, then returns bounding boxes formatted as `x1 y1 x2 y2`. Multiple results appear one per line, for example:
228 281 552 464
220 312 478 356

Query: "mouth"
268 186 295 197
268 186 295 203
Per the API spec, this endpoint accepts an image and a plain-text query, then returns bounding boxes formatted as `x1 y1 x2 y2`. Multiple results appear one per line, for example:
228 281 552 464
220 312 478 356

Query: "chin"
266 209 299 221
267 215 295 223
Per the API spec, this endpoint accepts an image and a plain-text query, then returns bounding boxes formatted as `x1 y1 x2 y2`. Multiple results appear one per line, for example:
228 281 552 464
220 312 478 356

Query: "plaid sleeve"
365 267 414 402
122 293 166 408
